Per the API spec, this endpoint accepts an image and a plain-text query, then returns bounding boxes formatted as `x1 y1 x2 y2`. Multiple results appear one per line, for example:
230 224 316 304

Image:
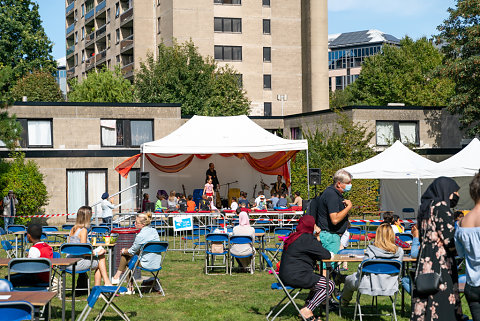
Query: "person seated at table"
230 210 256 269
238 191 250 209
382 213 410 249
391 214 404 233
291 191 303 207
340 223 404 306
112 212 160 290
279 215 334 321
10 223 53 287
230 196 238 210
187 195 196 212
400 224 420 294
274 193 288 209
67 206 112 286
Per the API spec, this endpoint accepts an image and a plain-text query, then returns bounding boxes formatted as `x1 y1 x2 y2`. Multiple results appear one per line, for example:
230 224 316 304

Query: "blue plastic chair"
0 301 34 321
6 225 26 234
1 240 15 258
402 208 415 219
348 227 367 248
8 258 51 291
134 241 169 297
261 252 306 321
193 188 203 207
90 226 110 236
229 235 255 274
205 233 229 275
265 227 292 263
77 285 129 321
62 224 74 231
353 259 402 321
397 233 413 244
60 243 93 296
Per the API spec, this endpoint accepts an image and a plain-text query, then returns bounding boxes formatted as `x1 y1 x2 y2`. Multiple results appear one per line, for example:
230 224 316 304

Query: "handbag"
211 242 224 254
414 215 442 295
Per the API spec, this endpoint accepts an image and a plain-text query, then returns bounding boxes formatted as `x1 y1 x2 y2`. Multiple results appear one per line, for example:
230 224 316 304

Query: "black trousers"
465 283 480 321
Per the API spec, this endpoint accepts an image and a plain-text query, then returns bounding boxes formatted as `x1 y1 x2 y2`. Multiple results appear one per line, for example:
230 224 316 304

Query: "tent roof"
141 115 308 154
434 138 480 177
343 140 438 179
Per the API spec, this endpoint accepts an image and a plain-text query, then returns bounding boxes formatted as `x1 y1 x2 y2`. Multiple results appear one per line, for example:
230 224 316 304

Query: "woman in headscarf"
279 215 334 321
411 177 463 321
230 209 256 268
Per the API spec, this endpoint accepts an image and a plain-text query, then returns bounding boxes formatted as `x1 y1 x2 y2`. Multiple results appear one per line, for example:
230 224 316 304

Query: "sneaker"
121 289 134 295
111 277 120 285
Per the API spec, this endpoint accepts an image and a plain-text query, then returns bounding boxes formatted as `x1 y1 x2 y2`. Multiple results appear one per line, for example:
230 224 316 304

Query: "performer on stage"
271 175 287 195
206 163 220 191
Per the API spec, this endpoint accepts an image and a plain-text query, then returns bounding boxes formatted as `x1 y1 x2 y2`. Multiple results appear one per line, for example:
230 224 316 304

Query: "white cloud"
328 0 437 17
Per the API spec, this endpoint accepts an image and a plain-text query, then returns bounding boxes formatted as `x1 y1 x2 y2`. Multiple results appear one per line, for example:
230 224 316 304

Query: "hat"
101 192 109 200
8 190 13 194
260 195 265 199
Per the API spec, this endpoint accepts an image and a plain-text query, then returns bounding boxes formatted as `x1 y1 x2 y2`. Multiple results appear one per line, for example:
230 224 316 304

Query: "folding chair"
397 233 413 243
60 243 93 296
348 227 367 248
205 233 229 275
0 301 35 321
229 235 255 275
8 258 51 291
265 227 292 263
353 259 402 321
7 225 26 257
261 253 306 321
62 224 74 231
133 241 169 297
1 240 16 258
192 228 209 261
42 226 61 243
77 285 130 321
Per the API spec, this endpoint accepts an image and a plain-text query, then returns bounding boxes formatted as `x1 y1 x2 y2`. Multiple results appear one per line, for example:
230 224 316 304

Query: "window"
74 9 78 20
81 27 85 40
290 127 302 140
157 17 161 34
263 74 271 89
262 0 270 6
17 119 53 147
107 8 111 23
214 46 242 61
263 19 271 34
75 53 78 66
119 169 138 212
263 47 271 62
115 28 120 44
115 2 120 18
116 55 120 63
376 121 419 146
335 76 343 91
81 50 85 62
67 169 107 215
264 102 272 116
81 4 85 17
101 119 153 147
214 0 241 4
107 34 111 48
157 0 161 5
75 31 78 44
214 17 242 33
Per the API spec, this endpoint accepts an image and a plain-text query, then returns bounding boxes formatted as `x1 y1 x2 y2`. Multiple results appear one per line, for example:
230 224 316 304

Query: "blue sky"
37 0 457 60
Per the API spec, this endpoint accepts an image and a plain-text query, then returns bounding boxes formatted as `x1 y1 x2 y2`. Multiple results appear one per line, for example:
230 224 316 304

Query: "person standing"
271 175 287 195
206 163 220 192
100 192 115 224
411 177 463 321
3 190 18 231
312 169 353 268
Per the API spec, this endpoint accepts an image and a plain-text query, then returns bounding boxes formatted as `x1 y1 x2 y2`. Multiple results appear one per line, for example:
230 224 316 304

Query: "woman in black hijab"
411 177 463 321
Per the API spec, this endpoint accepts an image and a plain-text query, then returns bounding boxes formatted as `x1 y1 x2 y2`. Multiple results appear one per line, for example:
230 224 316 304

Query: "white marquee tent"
136 115 309 201
433 138 480 177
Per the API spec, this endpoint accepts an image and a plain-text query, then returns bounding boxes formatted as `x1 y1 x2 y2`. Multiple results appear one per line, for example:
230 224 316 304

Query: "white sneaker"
121 289 134 295
111 278 120 285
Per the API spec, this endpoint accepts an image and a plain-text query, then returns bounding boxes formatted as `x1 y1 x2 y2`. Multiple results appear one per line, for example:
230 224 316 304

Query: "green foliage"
329 88 354 109
135 40 250 116
348 37 455 106
0 151 48 221
436 0 480 136
11 70 64 102
291 112 379 214
0 0 56 79
68 67 135 103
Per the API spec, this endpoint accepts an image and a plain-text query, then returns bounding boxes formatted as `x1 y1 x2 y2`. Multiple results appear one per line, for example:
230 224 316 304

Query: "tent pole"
141 153 145 172
417 178 422 207
306 148 310 200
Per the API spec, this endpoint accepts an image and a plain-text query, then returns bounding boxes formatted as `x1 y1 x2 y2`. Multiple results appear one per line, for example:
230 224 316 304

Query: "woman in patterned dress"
411 177 463 321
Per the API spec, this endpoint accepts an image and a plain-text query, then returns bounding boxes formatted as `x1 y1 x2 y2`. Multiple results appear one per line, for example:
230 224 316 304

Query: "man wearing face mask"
313 169 353 269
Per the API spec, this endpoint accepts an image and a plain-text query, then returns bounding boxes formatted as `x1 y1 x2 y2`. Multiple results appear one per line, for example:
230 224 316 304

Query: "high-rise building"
65 0 329 115
56 57 68 98
328 29 400 92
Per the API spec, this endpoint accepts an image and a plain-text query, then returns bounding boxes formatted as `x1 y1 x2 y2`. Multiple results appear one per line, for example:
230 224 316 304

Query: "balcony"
85 31 95 47
122 62 134 78
66 45 75 57
85 9 94 21
120 35 133 53
66 1 75 15
95 1 106 15
95 24 107 40
120 7 133 25
66 22 75 35
95 50 107 64
85 56 95 71
67 67 75 79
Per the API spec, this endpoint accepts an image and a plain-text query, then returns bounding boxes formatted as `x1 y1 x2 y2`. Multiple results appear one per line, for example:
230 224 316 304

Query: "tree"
436 0 480 136
0 0 56 79
346 37 454 107
68 67 135 103
0 151 49 225
0 65 21 149
290 111 379 214
10 70 64 102
135 40 250 116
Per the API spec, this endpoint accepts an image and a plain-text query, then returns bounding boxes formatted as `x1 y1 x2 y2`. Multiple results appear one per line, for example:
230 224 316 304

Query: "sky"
36 0 457 61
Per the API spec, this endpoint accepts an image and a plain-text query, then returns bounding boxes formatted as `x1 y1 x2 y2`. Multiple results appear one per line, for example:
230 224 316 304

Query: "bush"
290 111 380 215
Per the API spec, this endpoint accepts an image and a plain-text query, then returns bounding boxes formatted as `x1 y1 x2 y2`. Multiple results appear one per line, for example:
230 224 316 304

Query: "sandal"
304 316 320 321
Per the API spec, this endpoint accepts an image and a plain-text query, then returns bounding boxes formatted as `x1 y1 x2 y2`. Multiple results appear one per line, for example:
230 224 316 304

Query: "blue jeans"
401 276 412 294
4 216 14 232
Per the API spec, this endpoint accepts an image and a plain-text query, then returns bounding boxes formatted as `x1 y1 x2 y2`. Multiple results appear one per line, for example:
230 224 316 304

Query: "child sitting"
186 195 196 212
155 194 167 212
230 197 238 210
199 194 210 211
275 194 288 209
178 194 187 212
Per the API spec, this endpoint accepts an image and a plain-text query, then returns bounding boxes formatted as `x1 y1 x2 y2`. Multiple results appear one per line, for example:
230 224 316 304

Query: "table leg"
71 264 76 321
62 269 66 321
401 262 408 317
108 246 112 280
21 234 24 257
325 267 330 321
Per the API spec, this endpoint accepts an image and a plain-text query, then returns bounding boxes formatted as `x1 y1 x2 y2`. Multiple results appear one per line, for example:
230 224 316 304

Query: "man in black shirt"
270 175 287 195
312 169 353 269
205 163 220 191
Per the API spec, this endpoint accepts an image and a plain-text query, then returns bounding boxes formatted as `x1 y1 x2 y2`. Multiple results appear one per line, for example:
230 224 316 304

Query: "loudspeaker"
140 172 150 189
309 168 321 185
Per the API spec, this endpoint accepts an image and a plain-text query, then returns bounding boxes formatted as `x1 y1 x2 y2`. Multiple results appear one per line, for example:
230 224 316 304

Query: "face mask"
343 184 352 192
450 194 459 208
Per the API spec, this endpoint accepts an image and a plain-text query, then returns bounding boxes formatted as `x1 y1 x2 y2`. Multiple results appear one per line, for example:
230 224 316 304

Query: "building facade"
328 29 400 92
65 0 329 115
56 57 68 98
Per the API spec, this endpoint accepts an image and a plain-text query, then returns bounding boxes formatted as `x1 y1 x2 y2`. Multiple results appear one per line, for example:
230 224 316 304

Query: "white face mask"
343 184 352 192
